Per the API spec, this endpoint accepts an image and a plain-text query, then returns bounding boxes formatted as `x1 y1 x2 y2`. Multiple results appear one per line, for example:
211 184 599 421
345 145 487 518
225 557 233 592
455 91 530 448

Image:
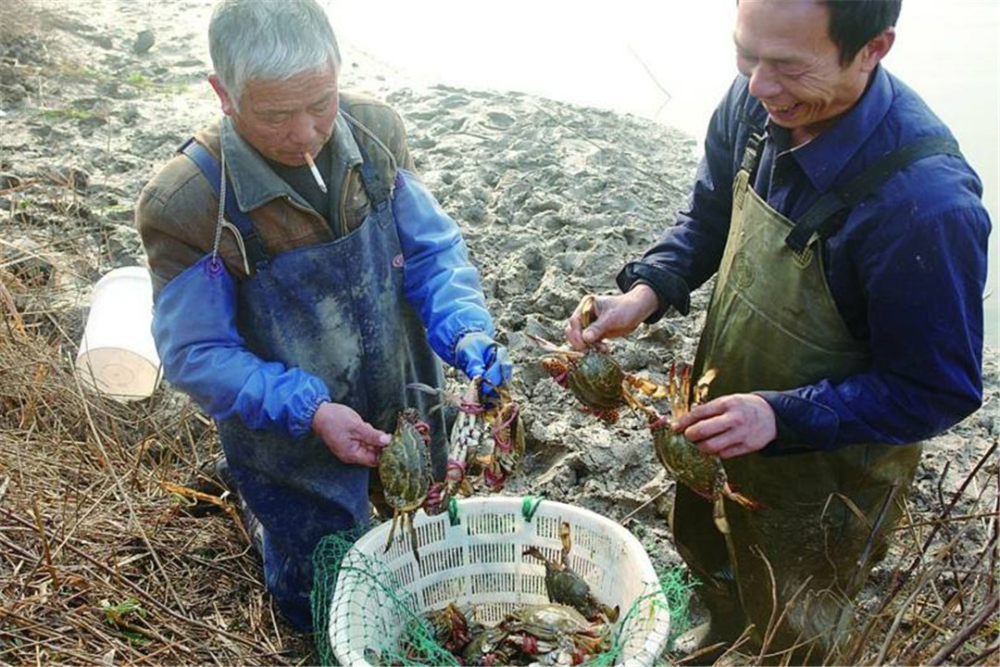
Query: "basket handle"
522 495 543 522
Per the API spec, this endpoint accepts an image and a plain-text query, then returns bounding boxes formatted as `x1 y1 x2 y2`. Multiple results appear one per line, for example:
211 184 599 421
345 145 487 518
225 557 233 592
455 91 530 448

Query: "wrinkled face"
210 64 339 166
734 0 891 145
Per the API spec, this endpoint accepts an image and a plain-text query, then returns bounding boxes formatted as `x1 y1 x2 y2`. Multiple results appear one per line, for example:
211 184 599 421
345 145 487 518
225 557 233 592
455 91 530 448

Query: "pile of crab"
378 380 524 563
404 523 620 667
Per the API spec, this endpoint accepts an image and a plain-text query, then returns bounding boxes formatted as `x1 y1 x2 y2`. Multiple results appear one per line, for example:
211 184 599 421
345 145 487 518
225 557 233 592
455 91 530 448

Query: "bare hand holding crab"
312 402 391 467
673 393 777 460
565 284 659 350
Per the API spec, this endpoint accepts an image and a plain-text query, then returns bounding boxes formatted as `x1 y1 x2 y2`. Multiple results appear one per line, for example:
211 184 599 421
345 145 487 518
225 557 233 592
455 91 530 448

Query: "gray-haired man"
137 0 511 631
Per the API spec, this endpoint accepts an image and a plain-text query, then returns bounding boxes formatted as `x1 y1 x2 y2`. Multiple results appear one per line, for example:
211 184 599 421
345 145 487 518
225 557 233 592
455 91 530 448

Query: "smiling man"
136 0 511 632
566 0 990 661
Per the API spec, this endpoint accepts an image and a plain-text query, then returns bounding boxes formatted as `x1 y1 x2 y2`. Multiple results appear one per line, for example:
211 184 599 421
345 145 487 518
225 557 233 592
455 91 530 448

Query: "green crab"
378 408 432 563
648 364 759 534
422 602 473 655
499 603 611 662
534 295 667 423
461 625 510 666
524 522 619 623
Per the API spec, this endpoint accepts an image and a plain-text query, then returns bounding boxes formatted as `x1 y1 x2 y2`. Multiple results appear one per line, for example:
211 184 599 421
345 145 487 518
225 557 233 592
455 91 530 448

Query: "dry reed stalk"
715 439 998 667
927 596 999 665
1 278 311 664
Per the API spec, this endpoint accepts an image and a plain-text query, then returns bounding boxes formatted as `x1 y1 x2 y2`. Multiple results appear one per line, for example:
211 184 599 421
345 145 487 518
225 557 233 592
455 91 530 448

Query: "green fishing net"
310 518 695 667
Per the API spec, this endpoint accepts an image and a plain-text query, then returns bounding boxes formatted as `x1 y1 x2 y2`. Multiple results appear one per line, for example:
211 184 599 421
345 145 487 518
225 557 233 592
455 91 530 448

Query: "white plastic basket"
329 496 670 666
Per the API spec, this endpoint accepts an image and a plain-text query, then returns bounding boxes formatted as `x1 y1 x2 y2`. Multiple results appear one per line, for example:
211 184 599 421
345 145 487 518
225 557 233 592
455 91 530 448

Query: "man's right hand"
312 402 391 467
565 284 660 350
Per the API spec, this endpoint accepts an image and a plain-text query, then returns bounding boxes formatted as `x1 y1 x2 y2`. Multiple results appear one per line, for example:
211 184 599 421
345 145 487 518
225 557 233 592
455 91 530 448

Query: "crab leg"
527 333 586 358
625 374 670 400
559 522 573 569
722 483 761 510
384 509 402 554
406 511 422 565
712 496 731 536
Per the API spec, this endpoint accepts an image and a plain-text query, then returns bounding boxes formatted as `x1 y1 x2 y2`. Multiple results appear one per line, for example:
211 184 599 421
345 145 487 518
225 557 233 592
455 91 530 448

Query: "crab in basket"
409 376 524 505
644 363 760 534
532 295 668 423
411 600 611 666
378 408 433 563
524 522 619 623
495 603 611 666
418 602 477 654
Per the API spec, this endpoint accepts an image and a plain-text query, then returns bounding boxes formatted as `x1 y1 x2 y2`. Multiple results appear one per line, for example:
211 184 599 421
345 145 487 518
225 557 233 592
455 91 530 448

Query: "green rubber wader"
676 138 923 660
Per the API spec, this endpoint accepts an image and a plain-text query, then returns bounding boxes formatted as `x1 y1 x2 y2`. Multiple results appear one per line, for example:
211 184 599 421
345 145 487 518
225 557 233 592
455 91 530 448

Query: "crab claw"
483 464 506 490
445 460 466 484
413 421 432 443
541 357 571 388
422 481 450 516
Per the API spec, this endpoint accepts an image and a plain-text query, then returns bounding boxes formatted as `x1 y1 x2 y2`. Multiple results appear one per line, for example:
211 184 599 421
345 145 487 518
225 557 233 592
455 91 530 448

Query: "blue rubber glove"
455 332 513 397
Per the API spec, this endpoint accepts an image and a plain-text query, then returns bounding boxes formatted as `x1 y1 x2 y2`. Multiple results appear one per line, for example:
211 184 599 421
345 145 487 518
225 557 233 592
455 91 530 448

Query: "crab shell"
424 603 472 653
461 625 508 665
525 548 618 624
379 411 432 512
653 427 725 498
548 563 601 620
503 604 595 641
565 349 626 411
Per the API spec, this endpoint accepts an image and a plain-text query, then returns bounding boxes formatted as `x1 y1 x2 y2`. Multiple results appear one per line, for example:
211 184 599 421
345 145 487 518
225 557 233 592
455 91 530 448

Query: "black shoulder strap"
785 136 963 252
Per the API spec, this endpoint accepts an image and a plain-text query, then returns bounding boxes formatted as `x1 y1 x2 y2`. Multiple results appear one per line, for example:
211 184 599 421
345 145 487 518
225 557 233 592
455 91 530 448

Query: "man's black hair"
825 0 902 65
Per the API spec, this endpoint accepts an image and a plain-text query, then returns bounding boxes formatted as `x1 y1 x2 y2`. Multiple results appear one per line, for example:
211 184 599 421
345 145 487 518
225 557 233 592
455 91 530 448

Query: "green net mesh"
311 524 695 667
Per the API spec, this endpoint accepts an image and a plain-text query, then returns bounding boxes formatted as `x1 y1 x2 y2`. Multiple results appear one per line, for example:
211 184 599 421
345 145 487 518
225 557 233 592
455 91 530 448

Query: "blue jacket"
619 66 991 450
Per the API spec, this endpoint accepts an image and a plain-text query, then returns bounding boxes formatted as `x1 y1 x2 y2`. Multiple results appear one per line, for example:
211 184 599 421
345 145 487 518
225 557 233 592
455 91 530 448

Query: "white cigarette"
303 152 327 194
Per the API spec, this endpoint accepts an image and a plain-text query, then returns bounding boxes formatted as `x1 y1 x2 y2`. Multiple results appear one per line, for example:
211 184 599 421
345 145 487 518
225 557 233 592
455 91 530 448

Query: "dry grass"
705 443 999 666
2 9 314 663
0 267 313 665
0 0 38 41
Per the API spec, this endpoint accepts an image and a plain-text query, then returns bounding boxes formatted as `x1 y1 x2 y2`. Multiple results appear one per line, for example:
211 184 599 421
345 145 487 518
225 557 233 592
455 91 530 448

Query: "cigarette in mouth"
303 152 327 194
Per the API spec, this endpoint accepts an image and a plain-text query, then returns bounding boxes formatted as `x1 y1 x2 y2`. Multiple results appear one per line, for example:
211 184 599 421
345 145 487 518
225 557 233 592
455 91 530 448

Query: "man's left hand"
455 332 513 396
672 393 777 459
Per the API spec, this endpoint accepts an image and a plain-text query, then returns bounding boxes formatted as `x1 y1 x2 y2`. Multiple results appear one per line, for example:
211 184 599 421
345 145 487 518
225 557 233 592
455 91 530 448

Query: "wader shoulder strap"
784 136 963 252
739 130 767 185
179 138 270 267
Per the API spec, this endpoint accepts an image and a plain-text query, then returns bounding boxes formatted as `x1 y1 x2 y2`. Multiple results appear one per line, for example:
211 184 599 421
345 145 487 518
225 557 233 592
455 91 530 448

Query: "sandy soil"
2 0 997 664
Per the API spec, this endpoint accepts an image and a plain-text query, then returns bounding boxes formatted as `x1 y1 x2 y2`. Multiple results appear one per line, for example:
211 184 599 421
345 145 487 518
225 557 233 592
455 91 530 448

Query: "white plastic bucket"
76 266 161 401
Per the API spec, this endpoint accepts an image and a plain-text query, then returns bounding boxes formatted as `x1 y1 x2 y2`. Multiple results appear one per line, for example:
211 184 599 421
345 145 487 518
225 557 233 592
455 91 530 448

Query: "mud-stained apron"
673 133 959 657
210 141 446 632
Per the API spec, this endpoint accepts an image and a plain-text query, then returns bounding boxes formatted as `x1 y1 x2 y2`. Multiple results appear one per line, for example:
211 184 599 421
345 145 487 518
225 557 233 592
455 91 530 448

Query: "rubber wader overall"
182 127 446 632
678 132 959 659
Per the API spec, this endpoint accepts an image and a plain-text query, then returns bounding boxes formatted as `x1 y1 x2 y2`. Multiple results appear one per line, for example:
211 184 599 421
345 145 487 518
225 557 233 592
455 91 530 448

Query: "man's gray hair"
209 0 341 108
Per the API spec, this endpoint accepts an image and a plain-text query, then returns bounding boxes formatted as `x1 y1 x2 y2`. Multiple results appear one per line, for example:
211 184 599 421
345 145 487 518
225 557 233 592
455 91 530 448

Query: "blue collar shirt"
619 66 991 452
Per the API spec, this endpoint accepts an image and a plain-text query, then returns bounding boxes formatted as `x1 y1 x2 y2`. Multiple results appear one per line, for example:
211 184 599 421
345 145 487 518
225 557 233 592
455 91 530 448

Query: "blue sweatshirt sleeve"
392 169 494 366
152 255 330 439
